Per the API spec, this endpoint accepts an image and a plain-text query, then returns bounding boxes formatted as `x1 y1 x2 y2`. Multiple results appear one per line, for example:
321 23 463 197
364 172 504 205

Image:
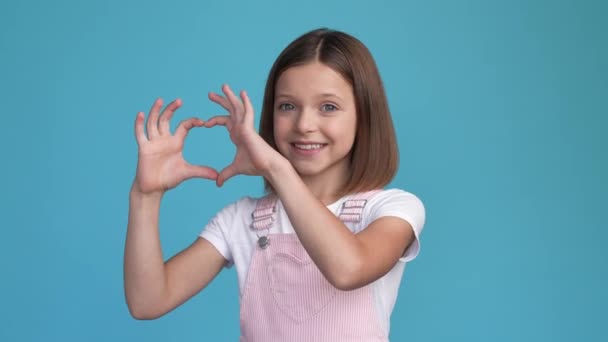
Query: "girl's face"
273 62 357 187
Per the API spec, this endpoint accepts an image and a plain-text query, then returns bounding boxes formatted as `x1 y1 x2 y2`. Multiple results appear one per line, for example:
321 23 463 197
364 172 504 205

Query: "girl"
124 28 426 341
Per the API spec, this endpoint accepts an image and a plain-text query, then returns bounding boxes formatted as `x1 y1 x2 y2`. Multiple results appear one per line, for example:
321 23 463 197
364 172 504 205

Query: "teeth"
294 143 323 150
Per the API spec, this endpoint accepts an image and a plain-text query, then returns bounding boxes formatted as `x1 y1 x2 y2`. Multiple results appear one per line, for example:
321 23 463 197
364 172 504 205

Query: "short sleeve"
199 201 238 268
365 189 426 262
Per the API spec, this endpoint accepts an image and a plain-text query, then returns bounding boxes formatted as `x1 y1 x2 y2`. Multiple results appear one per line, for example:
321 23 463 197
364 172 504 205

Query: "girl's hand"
206 84 285 187
133 98 219 195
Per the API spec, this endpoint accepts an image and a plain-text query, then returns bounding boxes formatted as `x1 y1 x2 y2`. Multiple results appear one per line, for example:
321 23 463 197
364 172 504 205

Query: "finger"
134 112 147 144
208 91 234 114
222 84 245 121
241 90 255 127
217 164 239 187
147 98 163 138
159 98 182 135
175 117 205 141
204 115 232 129
184 164 219 181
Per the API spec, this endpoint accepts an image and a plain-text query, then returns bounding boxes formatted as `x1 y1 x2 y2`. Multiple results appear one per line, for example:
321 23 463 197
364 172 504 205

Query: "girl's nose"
294 109 317 133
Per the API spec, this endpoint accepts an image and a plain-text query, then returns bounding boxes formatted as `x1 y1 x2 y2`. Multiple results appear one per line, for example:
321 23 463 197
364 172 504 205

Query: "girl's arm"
124 185 226 319
266 160 416 291
124 98 226 319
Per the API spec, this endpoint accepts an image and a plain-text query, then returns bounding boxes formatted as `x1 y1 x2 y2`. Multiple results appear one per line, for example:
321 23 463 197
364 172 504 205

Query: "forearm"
266 161 364 289
123 185 168 317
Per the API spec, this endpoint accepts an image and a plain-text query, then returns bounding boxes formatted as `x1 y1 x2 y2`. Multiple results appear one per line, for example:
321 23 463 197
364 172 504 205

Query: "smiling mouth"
292 143 326 150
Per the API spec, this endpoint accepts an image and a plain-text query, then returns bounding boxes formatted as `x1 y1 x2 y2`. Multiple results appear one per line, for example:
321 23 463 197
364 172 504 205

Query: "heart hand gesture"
133 98 218 195
206 84 286 187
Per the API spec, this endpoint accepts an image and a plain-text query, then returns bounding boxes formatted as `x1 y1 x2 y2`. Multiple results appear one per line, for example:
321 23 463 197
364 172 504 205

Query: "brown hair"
259 28 399 195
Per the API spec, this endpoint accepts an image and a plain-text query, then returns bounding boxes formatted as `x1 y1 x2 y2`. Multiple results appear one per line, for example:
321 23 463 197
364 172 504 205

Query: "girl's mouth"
291 143 327 155
293 143 324 150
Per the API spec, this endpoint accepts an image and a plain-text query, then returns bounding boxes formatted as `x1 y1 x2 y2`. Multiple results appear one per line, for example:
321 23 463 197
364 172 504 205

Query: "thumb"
183 164 219 181
217 164 239 187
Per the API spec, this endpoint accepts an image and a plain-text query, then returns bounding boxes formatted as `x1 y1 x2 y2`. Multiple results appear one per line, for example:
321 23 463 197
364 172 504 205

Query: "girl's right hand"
132 98 219 195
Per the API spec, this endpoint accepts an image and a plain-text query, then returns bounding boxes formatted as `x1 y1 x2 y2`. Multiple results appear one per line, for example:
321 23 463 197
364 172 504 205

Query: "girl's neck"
300 169 351 206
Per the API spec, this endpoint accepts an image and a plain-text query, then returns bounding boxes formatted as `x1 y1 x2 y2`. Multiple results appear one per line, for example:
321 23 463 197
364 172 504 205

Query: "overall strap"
251 190 382 228
338 190 382 223
251 194 278 231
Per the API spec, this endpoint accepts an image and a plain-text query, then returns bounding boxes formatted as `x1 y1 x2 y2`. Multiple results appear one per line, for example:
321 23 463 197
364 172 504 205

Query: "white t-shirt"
199 188 426 335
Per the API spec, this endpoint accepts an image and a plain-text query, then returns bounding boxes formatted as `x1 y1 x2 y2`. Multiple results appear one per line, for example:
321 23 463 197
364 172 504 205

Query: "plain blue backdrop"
1 0 606 341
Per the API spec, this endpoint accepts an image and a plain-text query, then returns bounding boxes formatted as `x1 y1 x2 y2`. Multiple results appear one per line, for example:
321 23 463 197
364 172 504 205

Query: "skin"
272 62 357 201
123 62 415 320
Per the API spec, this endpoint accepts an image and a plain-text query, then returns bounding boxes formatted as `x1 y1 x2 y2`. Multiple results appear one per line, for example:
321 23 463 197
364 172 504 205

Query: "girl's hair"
259 28 399 196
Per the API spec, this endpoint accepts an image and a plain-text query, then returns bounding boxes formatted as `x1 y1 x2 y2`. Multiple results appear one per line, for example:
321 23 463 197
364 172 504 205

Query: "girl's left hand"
206 84 285 187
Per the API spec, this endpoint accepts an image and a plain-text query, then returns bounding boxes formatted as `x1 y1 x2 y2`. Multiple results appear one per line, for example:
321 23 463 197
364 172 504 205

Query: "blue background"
1 0 606 341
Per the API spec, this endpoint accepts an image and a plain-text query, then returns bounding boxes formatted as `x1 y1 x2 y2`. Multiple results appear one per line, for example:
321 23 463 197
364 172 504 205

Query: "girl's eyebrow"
275 93 344 101
274 93 295 99
318 93 343 101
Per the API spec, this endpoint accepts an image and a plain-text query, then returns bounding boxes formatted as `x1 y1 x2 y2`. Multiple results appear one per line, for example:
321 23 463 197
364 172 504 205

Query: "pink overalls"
239 191 388 342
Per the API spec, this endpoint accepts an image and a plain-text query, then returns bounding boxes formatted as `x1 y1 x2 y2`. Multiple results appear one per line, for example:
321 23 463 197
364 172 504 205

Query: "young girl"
124 28 426 341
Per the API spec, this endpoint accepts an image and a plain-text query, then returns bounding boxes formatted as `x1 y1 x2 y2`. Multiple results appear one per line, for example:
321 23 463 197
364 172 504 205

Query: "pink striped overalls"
240 191 388 342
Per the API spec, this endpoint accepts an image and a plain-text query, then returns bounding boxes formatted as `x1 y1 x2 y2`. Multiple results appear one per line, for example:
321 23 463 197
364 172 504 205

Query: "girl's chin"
289 163 320 176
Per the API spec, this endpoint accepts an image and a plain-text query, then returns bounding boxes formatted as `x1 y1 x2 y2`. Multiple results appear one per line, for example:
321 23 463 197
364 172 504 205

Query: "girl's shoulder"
344 188 424 209
358 188 426 229
211 195 259 222
368 188 424 204
216 193 284 219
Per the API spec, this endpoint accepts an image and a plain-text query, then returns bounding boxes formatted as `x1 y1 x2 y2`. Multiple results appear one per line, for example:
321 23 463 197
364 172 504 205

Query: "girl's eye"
278 103 295 111
321 104 338 112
